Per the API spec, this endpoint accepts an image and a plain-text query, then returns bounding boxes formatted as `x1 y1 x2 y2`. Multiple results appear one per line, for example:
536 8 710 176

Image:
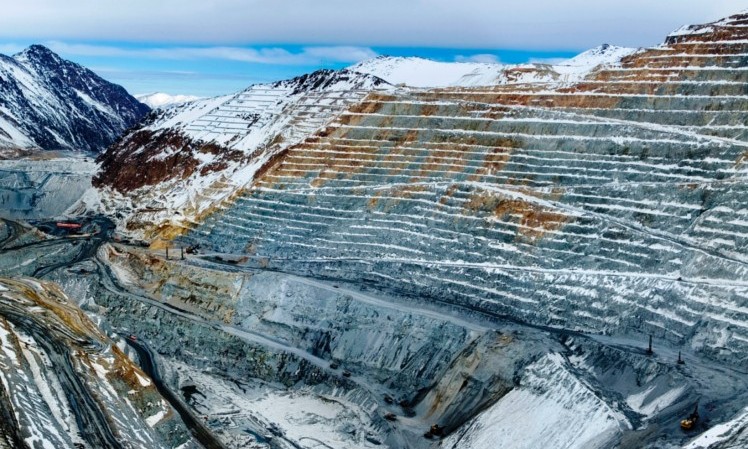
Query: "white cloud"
0 1 746 49
455 54 501 64
42 41 378 65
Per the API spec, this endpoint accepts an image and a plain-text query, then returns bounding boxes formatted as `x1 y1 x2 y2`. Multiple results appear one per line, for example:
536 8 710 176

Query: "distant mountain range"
348 45 636 87
0 45 149 155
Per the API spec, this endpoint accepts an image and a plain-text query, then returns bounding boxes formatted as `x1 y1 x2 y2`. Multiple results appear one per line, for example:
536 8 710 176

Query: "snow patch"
443 353 628 449
136 92 202 109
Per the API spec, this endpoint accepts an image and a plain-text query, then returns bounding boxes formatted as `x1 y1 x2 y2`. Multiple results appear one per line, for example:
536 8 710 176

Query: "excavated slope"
186 12 748 367
94 69 389 240
0 277 186 448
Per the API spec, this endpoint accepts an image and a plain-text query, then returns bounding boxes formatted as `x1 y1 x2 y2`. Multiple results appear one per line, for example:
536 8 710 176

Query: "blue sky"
1 1 746 97
0 42 579 97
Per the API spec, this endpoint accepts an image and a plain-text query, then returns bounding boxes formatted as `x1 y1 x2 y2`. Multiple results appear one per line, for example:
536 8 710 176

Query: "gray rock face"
0 156 97 219
184 13 748 371
0 211 743 449
47 246 746 449
0 277 186 449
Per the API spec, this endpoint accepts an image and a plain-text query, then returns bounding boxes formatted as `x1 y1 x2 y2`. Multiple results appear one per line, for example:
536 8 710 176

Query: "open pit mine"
1 10 748 449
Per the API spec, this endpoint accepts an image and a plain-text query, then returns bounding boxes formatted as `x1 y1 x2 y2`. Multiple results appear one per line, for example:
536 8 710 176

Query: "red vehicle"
56 222 82 230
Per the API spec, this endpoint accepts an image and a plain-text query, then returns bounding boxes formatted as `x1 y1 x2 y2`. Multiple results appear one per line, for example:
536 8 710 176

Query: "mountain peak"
15 44 61 62
25 44 55 55
270 68 389 94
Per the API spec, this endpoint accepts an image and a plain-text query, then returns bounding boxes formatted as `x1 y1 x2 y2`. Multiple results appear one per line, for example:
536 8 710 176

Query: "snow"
90 359 110 381
65 186 103 216
75 89 116 117
0 316 73 449
250 392 376 447
627 385 686 416
145 409 167 426
161 358 381 449
103 70 386 239
442 353 628 449
0 115 36 148
134 372 152 387
349 47 635 89
147 94 233 131
0 45 146 152
555 44 638 77
19 336 83 445
0 319 19 366
101 247 138 286
136 92 201 109
350 56 505 87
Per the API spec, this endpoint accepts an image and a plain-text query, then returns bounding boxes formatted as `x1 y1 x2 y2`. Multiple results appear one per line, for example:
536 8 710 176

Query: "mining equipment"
681 403 700 431
424 424 445 439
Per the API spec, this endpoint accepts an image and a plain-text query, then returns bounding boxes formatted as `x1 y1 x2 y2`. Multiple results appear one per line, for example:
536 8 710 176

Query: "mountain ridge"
0 44 150 155
93 68 392 239
347 45 638 88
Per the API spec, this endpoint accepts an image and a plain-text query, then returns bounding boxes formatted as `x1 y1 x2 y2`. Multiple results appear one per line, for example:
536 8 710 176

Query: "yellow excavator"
680 403 699 431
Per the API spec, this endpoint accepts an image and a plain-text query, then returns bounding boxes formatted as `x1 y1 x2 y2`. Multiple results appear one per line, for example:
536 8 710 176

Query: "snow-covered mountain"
0 45 150 155
93 48 649 239
349 56 506 87
136 92 201 109
94 69 391 239
348 45 637 88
